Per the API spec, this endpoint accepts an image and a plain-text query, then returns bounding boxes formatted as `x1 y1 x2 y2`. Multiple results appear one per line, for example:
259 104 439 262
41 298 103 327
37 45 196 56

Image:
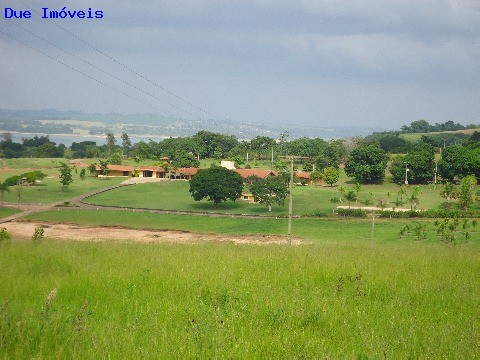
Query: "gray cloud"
0 0 479 128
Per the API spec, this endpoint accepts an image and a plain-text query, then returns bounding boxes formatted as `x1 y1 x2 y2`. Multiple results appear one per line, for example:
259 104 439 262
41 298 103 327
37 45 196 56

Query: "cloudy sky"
1 0 479 129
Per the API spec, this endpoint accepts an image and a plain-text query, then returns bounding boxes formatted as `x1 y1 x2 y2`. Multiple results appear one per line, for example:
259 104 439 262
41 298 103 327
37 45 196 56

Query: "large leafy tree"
344 144 387 184
249 176 289 212
193 131 238 158
284 137 327 158
189 167 243 207
171 151 200 168
438 145 480 181
400 143 435 184
250 136 276 160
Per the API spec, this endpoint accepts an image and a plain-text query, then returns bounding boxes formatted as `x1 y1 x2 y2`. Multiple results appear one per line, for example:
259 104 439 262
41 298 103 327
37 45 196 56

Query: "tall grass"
0 240 478 357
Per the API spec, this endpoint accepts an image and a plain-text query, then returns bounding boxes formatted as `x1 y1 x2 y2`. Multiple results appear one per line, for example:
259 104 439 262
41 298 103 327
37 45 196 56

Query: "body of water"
9 133 169 146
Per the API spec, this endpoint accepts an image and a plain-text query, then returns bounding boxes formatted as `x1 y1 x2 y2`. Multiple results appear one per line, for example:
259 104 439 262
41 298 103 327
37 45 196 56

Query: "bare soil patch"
3 221 303 245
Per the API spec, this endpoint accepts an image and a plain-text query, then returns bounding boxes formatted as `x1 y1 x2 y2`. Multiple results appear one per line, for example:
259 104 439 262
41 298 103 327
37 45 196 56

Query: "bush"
377 209 475 219
4 171 47 186
0 227 10 242
335 209 367 217
32 227 44 242
302 210 328 217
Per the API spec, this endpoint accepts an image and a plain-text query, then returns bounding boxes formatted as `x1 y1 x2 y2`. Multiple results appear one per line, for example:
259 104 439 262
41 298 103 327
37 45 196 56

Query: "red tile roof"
296 171 310 179
177 167 199 176
137 166 165 172
234 169 278 179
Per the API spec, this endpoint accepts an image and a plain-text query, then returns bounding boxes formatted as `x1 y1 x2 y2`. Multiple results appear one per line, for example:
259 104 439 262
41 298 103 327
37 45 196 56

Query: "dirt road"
3 221 303 245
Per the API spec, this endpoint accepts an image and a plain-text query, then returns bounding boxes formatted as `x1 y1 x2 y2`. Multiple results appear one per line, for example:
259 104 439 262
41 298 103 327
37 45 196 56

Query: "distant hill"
0 108 383 140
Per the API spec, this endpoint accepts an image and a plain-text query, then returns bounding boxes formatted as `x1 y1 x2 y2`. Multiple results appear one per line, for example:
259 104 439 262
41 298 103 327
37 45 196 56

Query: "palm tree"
0 181 10 206
344 190 358 209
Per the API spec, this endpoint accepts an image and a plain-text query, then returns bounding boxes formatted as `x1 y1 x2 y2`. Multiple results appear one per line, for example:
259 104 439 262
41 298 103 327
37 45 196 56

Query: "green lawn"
84 178 446 216
0 239 478 357
0 207 19 219
0 158 124 204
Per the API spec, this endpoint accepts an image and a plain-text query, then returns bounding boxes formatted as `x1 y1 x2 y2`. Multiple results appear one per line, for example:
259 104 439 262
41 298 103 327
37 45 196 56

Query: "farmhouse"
240 192 256 203
295 171 311 185
233 169 278 179
137 166 166 178
95 164 200 180
175 167 199 180
95 164 134 177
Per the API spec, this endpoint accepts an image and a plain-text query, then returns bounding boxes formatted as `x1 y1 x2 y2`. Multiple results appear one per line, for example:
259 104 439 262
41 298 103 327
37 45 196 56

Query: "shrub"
32 227 44 242
0 227 10 242
4 171 47 186
335 209 367 217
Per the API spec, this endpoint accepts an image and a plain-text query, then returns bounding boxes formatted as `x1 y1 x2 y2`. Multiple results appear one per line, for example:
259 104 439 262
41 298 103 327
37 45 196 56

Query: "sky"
0 0 479 130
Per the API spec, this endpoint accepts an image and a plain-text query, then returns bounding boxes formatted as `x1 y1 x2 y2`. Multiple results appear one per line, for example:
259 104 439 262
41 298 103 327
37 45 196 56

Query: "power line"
5 19 196 117
0 28 171 116
15 0 210 116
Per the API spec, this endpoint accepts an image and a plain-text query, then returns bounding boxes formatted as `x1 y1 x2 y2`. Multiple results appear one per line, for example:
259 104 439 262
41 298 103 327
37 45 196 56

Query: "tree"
302 161 313 172
438 145 480 181
58 162 73 190
344 143 387 184
189 167 243 207
323 166 339 187
88 163 98 177
397 143 435 184
389 155 406 184
172 151 200 168
249 176 289 212
1 132 12 143
193 131 238 158
79 168 86 180
440 182 456 205
309 170 323 185
109 152 123 165
121 132 132 156
343 190 358 209
0 181 10 206
250 136 276 160
98 160 109 176
106 133 116 156
401 119 433 133
458 175 477 210
408 186 421 211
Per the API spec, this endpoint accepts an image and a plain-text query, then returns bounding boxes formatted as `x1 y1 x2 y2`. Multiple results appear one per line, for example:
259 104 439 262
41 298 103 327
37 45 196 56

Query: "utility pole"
371 213 375 241
279 155 309 245
404 163 409 185
271 147 274 170
287 157 294 245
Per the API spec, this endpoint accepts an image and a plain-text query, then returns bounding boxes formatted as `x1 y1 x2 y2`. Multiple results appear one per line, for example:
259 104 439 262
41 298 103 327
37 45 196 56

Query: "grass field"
399 128 478 142
23 209 480 245
84 179 446 216
3 157 478 357
0 239 478 357
0 158 124 204
0 207 19 219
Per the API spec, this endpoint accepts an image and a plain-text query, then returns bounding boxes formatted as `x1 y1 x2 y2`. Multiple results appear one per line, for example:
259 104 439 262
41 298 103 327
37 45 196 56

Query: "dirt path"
3 221 303 245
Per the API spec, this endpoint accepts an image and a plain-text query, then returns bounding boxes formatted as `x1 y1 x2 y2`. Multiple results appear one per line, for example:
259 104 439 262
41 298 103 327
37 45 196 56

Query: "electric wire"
5 19 196 117
0 28 172 116
15 0 210 116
